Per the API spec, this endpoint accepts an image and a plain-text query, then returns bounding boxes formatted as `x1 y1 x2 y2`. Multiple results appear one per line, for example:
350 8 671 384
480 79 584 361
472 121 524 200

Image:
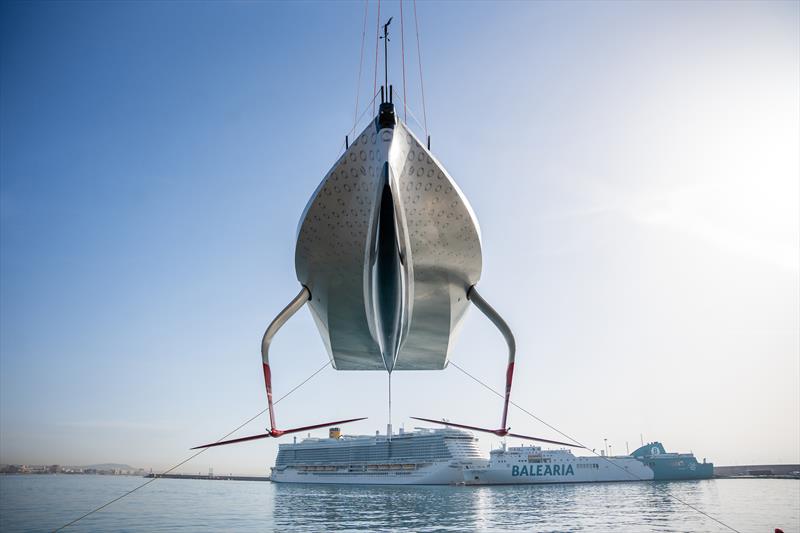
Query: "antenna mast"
380 17 393 94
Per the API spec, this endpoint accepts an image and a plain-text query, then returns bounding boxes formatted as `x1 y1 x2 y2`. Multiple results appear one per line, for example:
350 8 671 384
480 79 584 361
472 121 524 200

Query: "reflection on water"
273 484 485 531
272 480 799 532
1 475 797 532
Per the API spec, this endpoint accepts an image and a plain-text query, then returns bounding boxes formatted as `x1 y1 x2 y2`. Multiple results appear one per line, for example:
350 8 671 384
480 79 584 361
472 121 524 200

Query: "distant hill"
81 463 138 470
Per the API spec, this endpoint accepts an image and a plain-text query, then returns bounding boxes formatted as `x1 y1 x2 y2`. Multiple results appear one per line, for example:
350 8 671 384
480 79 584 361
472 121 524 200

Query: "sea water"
1 475 798 532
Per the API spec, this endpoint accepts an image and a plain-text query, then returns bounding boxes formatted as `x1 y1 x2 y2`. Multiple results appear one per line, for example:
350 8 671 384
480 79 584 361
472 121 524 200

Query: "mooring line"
53 361 332 532
449 361 741 533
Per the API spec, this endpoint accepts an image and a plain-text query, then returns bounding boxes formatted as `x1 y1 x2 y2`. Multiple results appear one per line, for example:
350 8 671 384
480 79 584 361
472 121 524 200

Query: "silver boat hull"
295 108 482 371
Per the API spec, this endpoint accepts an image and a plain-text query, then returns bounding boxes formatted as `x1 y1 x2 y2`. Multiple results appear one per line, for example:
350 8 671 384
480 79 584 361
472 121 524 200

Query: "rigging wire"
449 361 742 533
54 361 333 532
338 88 382 158
392 91 426 139
353 0 369 135
399 0 408 122
411 0 428 139
372 0 381 116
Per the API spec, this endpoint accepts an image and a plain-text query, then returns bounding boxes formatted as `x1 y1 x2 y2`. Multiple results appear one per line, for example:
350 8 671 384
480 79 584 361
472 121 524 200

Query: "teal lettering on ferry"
511 463 575 477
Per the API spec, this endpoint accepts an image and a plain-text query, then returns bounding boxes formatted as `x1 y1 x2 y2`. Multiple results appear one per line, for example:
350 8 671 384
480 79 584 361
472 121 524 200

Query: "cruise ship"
270 427 484 484
462 441 713 485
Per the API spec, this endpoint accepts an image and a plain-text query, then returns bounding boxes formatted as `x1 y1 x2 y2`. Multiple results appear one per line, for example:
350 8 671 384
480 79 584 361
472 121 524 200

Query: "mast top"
377 17 395 129
380 17 393 98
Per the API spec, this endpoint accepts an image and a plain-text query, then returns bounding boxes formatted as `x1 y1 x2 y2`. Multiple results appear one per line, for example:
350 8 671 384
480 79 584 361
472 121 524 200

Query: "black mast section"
376 17 396 129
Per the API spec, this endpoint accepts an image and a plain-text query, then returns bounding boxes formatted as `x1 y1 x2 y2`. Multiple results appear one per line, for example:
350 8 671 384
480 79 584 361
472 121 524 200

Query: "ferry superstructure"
630 441 714 480
463 441 713 485
270 427 485 485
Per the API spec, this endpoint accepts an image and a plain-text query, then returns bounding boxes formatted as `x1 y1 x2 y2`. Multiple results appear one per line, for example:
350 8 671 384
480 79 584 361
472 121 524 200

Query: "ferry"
270 427 484 484
463 441 714 485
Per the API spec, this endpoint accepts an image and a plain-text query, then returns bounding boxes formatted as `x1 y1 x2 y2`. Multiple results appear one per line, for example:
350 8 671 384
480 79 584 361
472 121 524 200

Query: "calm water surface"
1 475 798 532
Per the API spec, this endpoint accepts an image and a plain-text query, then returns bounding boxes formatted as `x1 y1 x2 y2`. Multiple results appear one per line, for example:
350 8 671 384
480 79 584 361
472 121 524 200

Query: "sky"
1 0 798 475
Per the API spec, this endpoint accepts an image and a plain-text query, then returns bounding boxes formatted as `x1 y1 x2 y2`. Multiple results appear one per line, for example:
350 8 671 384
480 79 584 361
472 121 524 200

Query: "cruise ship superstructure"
271 427 484 484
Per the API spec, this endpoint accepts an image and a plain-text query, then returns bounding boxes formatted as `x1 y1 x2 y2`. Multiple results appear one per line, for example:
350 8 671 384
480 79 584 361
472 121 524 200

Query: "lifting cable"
53 361 333 532
353 0 369 135
372 0 381 116
412 0 428 139
449 361 742 533
399 0 408 122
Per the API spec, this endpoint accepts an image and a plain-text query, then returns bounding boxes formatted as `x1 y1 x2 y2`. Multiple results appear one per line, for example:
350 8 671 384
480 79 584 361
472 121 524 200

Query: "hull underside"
294 114 482 372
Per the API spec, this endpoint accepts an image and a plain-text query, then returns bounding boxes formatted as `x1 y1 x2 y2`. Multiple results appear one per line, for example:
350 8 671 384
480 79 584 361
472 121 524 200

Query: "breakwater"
144 473 269 481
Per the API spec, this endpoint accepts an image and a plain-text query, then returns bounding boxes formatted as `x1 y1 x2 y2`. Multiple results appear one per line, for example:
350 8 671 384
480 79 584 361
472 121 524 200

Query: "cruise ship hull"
271 461 468 485
463 457 655 485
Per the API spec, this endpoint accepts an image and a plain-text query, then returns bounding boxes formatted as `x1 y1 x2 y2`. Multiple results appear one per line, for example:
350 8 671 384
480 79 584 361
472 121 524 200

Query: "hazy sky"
1 1 798 475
